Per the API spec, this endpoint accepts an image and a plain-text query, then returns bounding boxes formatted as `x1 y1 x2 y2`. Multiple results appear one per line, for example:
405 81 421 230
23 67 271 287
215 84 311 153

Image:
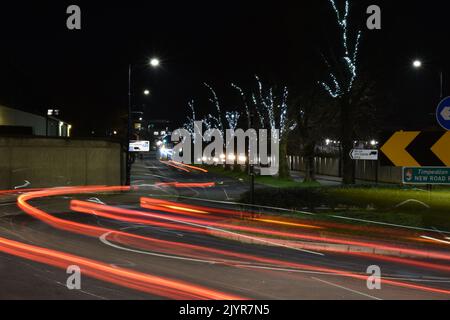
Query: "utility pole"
248 111 255 211
126 64 132 186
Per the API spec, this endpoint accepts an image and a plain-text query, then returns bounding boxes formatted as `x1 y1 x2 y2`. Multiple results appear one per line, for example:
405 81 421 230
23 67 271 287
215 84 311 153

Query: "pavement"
290 171 394 186
0 152 449 300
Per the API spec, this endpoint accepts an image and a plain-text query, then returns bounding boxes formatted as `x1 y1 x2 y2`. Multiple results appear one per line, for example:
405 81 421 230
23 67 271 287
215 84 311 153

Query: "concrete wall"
0 137 124 189
289 155 402 184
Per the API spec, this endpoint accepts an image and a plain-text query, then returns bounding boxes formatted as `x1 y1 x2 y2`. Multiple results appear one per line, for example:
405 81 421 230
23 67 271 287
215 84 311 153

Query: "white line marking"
395 199 430 209
331 215 450 235
100 232 221 264
109 203 324 256
156 215 324 256
14 180 31 189
222 188 232 201
157 195 316 216
235 265 450 283
87 198 106 205
311 277 382 300
420 236 450 245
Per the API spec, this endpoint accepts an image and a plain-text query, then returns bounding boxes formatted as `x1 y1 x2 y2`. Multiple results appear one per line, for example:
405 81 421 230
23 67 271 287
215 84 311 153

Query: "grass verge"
240 185 450 231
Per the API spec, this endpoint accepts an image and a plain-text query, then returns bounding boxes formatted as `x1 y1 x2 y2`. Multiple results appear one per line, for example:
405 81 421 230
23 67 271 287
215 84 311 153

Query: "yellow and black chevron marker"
380 131 450 167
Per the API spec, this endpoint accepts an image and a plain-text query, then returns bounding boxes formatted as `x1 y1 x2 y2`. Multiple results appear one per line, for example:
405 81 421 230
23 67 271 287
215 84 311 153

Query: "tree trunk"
303 142 316 182
278 138 290 179
340 97 355 185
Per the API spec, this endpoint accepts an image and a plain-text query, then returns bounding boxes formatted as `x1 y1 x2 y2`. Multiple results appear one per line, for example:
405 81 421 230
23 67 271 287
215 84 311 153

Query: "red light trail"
0 185 446 299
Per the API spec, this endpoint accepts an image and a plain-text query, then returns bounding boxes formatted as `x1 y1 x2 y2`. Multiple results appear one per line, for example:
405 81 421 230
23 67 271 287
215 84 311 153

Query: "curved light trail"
0 185 447 299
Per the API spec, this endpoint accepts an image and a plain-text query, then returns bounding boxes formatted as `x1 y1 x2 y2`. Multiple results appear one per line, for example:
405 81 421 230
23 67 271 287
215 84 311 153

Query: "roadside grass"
201 165 320 188
196 164 450 231
240 185 450 231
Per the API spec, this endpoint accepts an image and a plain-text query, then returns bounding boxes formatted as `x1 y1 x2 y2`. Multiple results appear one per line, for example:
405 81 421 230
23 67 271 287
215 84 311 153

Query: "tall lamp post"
126 57 160 186
412 59 444 101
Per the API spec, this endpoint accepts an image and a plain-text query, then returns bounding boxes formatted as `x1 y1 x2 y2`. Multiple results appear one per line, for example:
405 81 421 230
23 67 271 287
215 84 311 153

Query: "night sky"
0 0 449 137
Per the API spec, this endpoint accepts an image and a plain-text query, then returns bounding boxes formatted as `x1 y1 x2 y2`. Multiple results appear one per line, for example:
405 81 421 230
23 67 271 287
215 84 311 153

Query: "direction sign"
350 149 378 161
380 131 450 167
129 140 150 152
403 167 450 185
436 97 450 130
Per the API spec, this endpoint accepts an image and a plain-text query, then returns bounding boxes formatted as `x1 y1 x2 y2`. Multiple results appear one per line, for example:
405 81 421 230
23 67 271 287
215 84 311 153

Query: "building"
147 120 172 150
0 105 72 137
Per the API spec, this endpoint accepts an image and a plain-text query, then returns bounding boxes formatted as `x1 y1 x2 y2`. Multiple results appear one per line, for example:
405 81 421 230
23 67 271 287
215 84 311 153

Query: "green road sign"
403 167 450 185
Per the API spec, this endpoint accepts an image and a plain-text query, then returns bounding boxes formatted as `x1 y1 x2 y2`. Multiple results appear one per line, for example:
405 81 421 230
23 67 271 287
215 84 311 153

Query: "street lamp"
412 59 422 68
150 58 160 67
126 57 161 185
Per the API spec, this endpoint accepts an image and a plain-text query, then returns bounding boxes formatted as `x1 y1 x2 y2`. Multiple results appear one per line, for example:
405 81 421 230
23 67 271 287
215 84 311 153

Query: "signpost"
402 167 450 185
350 149 378 161
129 140 150 152
436 96 450 131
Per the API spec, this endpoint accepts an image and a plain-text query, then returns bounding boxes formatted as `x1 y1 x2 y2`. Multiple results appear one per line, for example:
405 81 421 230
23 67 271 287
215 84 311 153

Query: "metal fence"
288 155 402 184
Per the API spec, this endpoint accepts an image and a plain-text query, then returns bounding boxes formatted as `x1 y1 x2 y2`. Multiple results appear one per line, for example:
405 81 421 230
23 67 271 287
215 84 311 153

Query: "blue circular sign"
436 96 450 130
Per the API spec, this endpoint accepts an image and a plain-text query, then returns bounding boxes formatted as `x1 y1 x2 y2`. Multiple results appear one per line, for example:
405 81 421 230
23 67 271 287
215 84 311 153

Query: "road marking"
162 196 448 235
222 188 232 201
110 201 324 256
235 265 450 283
420 236 450 245
87 198 106 205
161 195 316 216
331 215 450 235
311 277 382 300
100 231 221 264
163 215 324 256
15 180 31 189
395 199 430 209
143 173 176 180
212 229 324 256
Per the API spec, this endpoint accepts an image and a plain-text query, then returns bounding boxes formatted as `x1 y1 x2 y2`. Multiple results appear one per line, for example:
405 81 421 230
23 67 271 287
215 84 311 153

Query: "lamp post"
126 57 160 186
412 59 444 101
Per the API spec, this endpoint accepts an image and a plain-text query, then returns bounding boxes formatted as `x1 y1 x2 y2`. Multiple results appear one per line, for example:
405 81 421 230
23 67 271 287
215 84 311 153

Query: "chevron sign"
380 131 450 167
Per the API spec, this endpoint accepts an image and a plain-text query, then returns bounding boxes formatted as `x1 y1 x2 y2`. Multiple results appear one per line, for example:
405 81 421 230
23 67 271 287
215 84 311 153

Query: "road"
0 152 449 300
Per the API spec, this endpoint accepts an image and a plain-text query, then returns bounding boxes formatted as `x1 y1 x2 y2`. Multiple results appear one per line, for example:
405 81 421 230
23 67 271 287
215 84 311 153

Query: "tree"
251 76 295 179
183 100 198 135
321 0 362 184
204 83 225 133
292 86 337 182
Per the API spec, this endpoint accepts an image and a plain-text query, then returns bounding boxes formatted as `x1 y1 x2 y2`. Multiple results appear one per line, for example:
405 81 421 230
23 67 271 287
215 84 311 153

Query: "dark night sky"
0 0 449 136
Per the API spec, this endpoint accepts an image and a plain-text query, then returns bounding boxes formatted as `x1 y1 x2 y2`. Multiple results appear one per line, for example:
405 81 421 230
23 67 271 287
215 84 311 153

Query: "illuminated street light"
150 58 160 67
413 59 422 68
127 58 161 185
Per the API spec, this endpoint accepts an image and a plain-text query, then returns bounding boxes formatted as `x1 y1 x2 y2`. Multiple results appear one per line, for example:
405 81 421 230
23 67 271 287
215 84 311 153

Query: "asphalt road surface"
0 152 449 300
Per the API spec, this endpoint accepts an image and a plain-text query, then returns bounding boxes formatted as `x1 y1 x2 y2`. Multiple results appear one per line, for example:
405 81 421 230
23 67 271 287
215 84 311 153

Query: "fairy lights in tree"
321 0 362 98
204 83 224 133
231 83 250 125
225 111 240 131
252 75 293 139
184 100 196 134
